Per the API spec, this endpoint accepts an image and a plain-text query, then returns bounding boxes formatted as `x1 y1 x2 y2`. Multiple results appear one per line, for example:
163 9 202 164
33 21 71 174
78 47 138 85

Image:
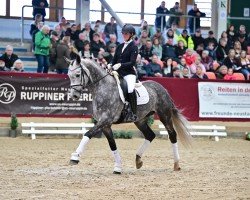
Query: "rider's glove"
107 64 112 70
112 63 121 71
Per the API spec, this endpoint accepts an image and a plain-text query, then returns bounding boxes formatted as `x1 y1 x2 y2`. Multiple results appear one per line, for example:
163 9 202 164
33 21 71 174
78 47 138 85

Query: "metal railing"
21 5 80 45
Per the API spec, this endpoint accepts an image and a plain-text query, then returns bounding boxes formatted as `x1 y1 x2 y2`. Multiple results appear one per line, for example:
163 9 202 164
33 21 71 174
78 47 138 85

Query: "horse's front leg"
102 126 122 174
69 120 111 165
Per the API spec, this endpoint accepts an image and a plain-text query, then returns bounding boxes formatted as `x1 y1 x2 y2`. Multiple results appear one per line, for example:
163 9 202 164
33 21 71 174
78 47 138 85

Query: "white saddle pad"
117 82 149 105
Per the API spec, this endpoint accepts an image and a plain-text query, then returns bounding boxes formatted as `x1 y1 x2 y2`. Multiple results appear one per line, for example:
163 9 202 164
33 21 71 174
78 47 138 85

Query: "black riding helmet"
121 24 136 36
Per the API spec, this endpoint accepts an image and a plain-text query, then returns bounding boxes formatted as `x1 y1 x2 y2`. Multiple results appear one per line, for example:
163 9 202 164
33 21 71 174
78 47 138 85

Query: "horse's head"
66 54 92 100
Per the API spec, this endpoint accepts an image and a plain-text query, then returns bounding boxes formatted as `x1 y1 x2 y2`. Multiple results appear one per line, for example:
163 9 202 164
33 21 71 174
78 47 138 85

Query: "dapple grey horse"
67 55 192 174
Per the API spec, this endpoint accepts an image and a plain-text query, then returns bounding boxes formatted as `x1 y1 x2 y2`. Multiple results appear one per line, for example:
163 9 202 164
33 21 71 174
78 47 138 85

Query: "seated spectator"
0 45 19 70
224 68 236 80
151 28 165 46
215 38 229 64
137 30 151 48
237 34 248 52
106 34 120 49
135 54 147 79
74 33 87 52
96 52 108 68
165 28 177 45
106 43 117 63
192 29 205 51
220 31 231 50
183 48 197 67
55 36 71 74
190 56 206 75
191 65 208 79
94 20 104 40
162 57 174 77
162 38 177 61
175 40 186 60
171 23 181 39
166 67 182 78
223 49 241 72
233 41 242 58
152 37 162 60
139 39 154 62
90 33 106 58
168 2 183 27
226 25 237 48
65 24 81 42
79 41 93 59
103 17 118 43
204 30 218 48
201 50 213 71
0 58 7 71
236 25 248 39
239 50 250 80
205 41 216 60
11 59 24 72
144 54 162 77
182 66 191 78
215 65 228 79
177 57 188 70
138 20 154 38
178 29 194 49
59 17 70 32
54 24 64 39
196 43 205 57
81 22 95 42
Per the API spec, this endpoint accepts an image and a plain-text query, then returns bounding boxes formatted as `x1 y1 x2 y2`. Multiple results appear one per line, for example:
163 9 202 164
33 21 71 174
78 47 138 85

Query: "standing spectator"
204 30 218 48
34 25 51 73
169 2 183 27
74 33 87 52
0 45 19 70
55 37 71 74
192 29 205 51
188 4 206 34
31 21 44 51
29 14 43 37
104 17 118 43
32 0 48 22
215 38 229 64
191 65 208 79
177 29 194 49
81 22 95 42
155 1 170 30
11 59 24 72
90 33 106 58
49 31 60 71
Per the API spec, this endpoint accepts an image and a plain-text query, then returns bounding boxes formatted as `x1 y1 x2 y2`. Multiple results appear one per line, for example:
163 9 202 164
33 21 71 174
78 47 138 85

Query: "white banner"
198 82 250 118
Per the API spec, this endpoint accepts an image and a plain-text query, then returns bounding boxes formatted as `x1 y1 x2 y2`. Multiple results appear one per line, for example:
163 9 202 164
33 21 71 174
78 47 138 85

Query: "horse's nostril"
73 95 78 99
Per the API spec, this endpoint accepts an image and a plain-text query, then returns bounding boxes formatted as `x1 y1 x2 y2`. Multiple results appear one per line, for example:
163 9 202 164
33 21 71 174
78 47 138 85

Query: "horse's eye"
76 74 80 78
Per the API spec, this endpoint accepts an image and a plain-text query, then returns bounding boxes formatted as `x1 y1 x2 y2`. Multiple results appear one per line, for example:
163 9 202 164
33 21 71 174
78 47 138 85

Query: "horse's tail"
171 107 192 148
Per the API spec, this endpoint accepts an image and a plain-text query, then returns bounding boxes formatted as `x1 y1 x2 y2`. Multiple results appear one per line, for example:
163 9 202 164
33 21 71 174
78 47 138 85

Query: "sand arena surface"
0 137 249 200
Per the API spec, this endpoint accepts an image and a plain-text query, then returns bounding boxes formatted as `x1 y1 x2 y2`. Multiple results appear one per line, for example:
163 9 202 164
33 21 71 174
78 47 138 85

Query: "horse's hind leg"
102 126 122 174
158 111 181 171
134 117 156 169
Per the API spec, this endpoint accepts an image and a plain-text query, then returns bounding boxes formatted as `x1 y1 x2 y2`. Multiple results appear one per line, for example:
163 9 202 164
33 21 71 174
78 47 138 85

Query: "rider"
112 24 139 121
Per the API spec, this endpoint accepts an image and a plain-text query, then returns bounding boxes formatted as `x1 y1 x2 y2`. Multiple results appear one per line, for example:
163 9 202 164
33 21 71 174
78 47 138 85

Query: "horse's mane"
81 59 107 76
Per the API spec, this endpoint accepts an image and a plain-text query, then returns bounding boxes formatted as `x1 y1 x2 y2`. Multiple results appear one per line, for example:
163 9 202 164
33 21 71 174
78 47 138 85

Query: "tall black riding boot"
128 91 137 121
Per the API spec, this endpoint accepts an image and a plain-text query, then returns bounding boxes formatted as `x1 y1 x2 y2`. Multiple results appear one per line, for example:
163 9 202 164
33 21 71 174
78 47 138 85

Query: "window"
0 0 6 16
195 0 212 27
90 0 102 22
63 0 76 21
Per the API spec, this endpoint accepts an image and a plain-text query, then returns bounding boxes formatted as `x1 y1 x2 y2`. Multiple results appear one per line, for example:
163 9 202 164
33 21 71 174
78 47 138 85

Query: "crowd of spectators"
0 1 249 81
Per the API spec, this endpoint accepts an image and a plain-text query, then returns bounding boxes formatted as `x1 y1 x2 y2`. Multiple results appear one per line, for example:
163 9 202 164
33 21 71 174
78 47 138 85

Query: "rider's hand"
112 63 121 71
107 64 112 70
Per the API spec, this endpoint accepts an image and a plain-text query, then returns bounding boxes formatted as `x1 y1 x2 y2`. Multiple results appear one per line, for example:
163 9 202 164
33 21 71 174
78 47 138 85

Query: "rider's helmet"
121 24 136 36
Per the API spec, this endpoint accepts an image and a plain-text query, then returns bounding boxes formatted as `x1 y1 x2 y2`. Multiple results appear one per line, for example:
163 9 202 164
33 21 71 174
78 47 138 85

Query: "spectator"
145 54 162 77
139 39 154 62
0 45 19 70
205 41 216 60
54 24 64 39
216 65 228 79
233 41 242 58
11 59 24 72
59 17 70 33
94 20 104 40
188 3 206 34
239 50 250 80
106 34 120 50
204 30 218 48
165 28 177 45
0 58 7 71
190 56 206 75
106 43 117 63
166 67 182 78
182 66 191 78
74 33 87 52
201 50 213 71
162 57 174 77
215 38 229 64
79 41 93 59
151 28 165 45
171 23 181 39
65 24 81 42
34 25 51 73
138 20 154 38
191 65 208 79
155 1 170 30
32 0 48 22
137 30 151 49
169 2 183 27
226 25 237 47
175 40 186 60
178 29 194 49
29 14 43 37
220 31 232 50
135 54 147 79
162 38 177 61
152 37 162 60
55 36 71 74
104 17 118 43
49 30 60 71
223 49 241 72
177 57 188 70
224 68 236 80
183 48 197 67
236 25 248 39
237 34 248 52
90 33 106 58
192 29 205 51
81 22 95 42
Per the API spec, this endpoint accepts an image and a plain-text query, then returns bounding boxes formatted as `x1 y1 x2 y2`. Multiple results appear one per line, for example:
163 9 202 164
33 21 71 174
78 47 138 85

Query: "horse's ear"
64 57 72 65
76 54 81 65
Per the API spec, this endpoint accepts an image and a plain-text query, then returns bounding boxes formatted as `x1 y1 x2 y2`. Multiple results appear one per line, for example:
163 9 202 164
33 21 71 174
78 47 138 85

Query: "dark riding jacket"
112 41 138 77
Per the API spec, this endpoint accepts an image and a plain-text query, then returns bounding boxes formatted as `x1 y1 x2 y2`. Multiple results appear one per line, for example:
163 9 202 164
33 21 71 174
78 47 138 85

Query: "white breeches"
123 74 136 93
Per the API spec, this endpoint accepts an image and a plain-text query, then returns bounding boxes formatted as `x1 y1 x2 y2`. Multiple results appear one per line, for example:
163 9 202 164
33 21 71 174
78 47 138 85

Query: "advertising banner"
0 74 92 116
198 82 250 118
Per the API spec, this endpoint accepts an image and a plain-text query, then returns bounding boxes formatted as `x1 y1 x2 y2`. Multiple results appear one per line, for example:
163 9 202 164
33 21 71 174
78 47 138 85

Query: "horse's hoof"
113 171 122 174
69 159 79 165
174 162 181 171
113 166 122 174
136 155 143 169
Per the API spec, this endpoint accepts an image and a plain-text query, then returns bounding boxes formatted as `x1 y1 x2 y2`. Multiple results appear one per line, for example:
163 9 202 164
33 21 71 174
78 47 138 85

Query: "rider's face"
122 32 131 41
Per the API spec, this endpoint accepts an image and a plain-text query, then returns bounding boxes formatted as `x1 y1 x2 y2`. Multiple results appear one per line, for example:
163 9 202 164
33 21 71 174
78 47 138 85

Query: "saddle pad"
118 83 149 105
